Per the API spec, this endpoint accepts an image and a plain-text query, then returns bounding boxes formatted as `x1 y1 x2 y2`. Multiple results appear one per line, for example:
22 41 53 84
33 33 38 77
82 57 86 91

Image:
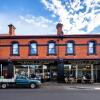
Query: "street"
0 86 100 100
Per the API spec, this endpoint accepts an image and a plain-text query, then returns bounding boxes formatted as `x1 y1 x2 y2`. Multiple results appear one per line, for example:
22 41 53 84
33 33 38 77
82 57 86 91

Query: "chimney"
8 24 16 36
56 23 63 36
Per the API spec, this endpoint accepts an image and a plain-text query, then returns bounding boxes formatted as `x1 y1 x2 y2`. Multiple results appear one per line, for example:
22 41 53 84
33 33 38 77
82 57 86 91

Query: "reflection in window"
30 42 37 55
48 42 56 54
88 41 96 54
12 43 19 55
67 42 74 54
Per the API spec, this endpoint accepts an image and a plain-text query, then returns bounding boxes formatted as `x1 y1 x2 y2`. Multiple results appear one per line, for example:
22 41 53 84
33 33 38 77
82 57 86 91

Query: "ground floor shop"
0 59 100 83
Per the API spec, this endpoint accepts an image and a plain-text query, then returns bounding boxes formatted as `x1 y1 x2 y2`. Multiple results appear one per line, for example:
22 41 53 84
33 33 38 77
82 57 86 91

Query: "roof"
0 34 100 39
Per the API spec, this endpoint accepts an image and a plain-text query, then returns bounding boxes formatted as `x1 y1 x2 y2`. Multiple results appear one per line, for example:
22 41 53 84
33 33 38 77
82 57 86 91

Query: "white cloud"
51 14 56 18
0 0 100 35
19 15 53 29
0 25 2 31
0 14 56 35
41 0 100 34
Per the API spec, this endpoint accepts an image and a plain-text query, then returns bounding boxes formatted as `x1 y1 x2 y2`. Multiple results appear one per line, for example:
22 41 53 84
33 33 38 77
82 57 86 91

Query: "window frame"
88 40 96 55
29 41 38 56
11 42 19 56
48 41 56 55
66 41 75 55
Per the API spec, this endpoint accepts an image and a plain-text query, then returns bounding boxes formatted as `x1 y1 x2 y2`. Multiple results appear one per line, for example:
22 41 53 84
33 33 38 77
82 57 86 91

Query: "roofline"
0 58 100 62
0 34 100 39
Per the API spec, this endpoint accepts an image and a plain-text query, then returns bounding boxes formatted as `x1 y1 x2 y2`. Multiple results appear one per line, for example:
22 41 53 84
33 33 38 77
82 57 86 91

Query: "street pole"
0 64 2 76
91 64 94 83
28 65 30 77
75 65 78 83
57 38 59 60
13 65 15 78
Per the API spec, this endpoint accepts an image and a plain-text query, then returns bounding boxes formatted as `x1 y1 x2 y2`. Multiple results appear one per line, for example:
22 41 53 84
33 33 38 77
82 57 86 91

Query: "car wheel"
30 83 36 89
2 84 7 89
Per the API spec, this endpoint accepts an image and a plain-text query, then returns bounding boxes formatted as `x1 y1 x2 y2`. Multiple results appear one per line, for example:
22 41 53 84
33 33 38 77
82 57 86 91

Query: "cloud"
18 15 55 35
41 0 100 34
0 25 2 30
51 14 56 18
0 14 56 35
0 0 99 35
0 14 15 34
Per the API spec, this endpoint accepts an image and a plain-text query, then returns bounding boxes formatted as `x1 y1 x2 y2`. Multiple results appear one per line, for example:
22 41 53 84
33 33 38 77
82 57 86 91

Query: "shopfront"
12 60 58 82
0 59 100 83
64 60 100 83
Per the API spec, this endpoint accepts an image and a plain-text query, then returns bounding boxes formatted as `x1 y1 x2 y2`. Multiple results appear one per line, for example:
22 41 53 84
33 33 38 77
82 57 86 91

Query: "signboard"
67 60 100 65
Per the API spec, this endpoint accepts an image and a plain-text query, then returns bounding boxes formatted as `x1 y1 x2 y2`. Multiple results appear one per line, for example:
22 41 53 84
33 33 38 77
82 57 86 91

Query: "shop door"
50 65 57 81
77 65 92 83
57 63 64 82
64 65 76 83
95 65 100 82
97 70 100 82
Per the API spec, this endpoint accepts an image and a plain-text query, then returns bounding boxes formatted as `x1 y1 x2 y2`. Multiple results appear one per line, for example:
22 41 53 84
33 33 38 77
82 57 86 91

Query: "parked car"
0 75 41 89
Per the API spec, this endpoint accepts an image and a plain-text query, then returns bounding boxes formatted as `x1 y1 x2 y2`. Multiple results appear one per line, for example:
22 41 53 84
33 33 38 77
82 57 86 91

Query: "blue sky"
0 0 100 35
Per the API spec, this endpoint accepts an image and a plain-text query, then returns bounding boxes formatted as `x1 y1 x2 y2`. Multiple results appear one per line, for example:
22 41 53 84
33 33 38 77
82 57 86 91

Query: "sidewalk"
42 82 100 90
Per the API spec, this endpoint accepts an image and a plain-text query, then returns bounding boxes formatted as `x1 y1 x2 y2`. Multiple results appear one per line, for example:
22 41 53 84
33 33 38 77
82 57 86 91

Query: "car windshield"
16 75 29 79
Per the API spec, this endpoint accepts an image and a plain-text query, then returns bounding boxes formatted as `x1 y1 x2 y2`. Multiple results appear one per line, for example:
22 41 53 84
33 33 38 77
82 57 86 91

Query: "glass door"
49 65 57 81
64 65 76 83
77 65 91 83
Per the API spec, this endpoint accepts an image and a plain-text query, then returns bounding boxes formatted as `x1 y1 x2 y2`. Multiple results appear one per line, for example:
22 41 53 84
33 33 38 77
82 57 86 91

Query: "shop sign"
68 60 100 65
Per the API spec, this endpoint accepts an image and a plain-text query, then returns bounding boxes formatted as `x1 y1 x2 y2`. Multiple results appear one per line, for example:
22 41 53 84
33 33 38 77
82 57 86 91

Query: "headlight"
37 81 41 85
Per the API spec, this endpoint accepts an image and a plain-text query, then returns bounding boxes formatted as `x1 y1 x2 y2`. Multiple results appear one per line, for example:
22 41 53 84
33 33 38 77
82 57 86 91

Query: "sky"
0 0 100 35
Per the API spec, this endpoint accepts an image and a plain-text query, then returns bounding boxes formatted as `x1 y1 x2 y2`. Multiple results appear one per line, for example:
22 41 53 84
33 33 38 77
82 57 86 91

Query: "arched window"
48 42 56 55
67 41 74 55
29 42 37 55
11 42 19 55
88 41 96 54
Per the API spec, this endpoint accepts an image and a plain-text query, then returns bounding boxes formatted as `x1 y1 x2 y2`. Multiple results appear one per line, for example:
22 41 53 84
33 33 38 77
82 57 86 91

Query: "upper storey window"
67 41 74 55
29 42 37 55
88 41 96 55
11 42 19 55
48 42 56 55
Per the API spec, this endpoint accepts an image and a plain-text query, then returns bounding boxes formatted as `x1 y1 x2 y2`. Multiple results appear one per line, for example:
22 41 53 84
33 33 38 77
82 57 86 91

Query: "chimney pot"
56 23 63 36
8 24 16 36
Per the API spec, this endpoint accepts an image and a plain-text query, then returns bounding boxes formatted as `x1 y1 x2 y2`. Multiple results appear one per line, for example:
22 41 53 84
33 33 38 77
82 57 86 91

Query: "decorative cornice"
0 34 100 39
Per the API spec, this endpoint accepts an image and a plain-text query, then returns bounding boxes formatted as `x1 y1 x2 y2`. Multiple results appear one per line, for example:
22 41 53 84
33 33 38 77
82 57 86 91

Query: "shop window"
88 41 96 55
67 41 74 55
29 42 37 55
48 42 56 55
11 42 19 55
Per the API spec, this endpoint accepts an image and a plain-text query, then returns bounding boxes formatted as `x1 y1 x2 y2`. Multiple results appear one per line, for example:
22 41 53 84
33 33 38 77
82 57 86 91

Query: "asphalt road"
0 87 100 100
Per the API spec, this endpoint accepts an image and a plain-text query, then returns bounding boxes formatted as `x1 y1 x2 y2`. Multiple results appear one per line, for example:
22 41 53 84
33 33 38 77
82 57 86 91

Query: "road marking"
94 88 100 90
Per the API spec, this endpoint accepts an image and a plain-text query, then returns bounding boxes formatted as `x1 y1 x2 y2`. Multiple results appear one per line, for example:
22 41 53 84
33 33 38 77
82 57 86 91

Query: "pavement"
42 82 100 90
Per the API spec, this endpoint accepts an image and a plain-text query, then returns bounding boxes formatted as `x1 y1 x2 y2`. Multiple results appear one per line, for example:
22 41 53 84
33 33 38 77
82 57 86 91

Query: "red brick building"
0 23 100 83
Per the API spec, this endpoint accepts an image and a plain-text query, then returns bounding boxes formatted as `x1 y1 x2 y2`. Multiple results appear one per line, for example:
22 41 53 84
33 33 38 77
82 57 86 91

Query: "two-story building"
0 23 100 83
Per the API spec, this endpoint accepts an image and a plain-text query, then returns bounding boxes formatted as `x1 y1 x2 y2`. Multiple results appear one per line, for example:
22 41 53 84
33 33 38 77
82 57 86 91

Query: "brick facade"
0 35 100 60
0 24 100 83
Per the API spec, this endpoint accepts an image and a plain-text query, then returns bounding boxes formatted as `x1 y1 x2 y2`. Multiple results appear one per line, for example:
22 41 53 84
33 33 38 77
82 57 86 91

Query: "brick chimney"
8 24 16 36
56 23 63 36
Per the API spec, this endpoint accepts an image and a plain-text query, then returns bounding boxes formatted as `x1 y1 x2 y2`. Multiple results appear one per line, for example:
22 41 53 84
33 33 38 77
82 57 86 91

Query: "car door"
16 76 29 85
